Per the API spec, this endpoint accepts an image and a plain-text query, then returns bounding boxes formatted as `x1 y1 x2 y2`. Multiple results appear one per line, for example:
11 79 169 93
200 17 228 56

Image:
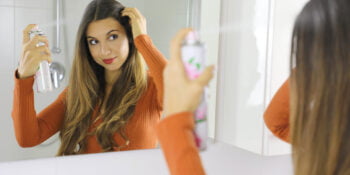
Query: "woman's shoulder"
56 87 69 103
146 71 156 89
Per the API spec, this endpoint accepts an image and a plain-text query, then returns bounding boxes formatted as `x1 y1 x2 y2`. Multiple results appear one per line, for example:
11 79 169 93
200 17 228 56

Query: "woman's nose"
100 42 111 56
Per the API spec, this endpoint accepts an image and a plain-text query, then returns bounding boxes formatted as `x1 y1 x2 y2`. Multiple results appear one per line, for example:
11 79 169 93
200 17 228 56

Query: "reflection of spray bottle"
181 31 207 151
29 28 53 93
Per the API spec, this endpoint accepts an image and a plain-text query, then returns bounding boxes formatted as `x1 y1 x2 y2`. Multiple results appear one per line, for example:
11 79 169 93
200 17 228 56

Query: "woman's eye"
89 40 98 45
109 34 118 40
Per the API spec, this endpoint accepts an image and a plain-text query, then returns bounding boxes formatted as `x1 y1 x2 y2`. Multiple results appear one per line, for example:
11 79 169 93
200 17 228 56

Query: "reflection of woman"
157 0 350 174
13 0 166 155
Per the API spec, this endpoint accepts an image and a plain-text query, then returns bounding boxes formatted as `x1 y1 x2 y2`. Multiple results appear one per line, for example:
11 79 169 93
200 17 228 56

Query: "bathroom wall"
215 0 270 154
263 0 308 155
0 0 17 161
0 0 66 162
214 0 308 155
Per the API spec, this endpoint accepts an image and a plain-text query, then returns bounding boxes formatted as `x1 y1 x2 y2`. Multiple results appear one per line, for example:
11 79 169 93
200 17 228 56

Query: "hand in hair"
121 7 147 39
163 28 214 117
18 24 52 79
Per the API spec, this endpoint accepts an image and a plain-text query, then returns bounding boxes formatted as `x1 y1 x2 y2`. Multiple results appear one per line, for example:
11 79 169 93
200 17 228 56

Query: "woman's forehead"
86 17 125 37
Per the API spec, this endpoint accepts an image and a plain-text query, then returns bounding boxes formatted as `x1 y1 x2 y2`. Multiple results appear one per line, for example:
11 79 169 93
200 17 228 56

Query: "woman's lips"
102 58 115 64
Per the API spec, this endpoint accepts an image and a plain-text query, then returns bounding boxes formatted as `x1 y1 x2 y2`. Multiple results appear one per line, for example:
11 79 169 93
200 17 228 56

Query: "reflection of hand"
121 7 147 39
18 24 52 79
163 28 214 117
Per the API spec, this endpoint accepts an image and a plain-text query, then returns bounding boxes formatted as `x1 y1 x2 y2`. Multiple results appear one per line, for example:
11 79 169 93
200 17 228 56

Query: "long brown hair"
57 0 147 155
290 0 350 174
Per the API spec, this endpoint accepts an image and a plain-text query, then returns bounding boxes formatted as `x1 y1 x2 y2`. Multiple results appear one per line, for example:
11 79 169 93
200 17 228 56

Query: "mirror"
0 0 194 162
211 0 307 156
0 0 307 164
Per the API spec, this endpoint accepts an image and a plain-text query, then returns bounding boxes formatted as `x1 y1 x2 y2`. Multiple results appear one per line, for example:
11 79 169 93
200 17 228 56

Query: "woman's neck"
105 69 122 87
101 69 121 111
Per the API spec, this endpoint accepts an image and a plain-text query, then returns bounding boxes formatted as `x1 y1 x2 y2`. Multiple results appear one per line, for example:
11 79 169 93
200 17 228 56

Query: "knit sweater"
263 78 290 142
12 34 167 153
156 112 206 175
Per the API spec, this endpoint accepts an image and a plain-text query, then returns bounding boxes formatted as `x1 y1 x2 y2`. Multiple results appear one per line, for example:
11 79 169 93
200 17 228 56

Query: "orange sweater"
156 112 205 175
156 79 291 175
263 78 290 142
11 35 167 153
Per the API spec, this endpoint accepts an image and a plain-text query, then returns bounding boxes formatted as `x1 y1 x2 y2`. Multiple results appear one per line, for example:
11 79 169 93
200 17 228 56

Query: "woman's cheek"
88 46 98 60
119 39 130 58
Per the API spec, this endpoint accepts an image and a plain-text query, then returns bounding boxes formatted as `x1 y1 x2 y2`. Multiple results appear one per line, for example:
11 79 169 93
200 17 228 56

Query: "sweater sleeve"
134 35 167 110
264 78 290 143
156 112 206 175
11 71 67 147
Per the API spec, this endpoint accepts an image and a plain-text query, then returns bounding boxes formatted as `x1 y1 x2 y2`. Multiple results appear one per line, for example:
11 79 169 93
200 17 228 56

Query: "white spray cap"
185 31 200 44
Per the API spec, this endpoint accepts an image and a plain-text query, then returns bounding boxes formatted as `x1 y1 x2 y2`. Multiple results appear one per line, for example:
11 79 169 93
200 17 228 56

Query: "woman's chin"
103 65 122 72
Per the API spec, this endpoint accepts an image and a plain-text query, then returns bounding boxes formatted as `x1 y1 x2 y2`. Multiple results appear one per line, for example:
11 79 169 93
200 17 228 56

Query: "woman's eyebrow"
86 29 120 39
107 29 120 35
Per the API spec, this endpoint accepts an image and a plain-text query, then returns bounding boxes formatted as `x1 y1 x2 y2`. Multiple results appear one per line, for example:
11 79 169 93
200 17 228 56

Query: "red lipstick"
103 58 115 64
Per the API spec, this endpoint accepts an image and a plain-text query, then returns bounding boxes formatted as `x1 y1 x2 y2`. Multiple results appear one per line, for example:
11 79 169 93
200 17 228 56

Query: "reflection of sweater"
156 112 205 175
264 79 290 142
12 35 167 153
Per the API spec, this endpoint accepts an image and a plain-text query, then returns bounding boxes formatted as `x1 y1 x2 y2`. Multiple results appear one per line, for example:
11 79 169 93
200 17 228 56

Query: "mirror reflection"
0 0 191 162
0 0 306 166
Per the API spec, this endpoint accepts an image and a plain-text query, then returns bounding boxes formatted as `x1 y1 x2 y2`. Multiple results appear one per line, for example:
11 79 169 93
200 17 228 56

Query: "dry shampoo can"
29 28 53 93
181 31 208 151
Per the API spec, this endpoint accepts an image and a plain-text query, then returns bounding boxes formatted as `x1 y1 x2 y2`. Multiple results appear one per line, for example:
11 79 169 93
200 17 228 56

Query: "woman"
13 0 166 155
158 0 350 174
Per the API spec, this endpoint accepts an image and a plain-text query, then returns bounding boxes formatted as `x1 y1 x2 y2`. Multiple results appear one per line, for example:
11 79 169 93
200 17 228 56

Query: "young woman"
12 0 166 155
158 0 350 174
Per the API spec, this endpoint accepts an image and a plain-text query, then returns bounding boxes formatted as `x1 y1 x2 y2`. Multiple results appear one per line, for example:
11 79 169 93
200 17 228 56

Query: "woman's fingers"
35 45 52 57
123 11 137 22
121 7 147 38
122 7 144 19
26 35 49 49
194 65 215 87
26 46 52 63
18 24 52 78
22 24 38 44
170 28 193 64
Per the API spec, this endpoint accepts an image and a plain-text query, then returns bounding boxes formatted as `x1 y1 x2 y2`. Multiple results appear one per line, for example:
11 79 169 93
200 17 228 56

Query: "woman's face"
86 17 130 72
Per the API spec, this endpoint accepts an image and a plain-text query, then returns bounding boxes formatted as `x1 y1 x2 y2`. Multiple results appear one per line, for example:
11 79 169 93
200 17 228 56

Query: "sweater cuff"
157 111 195 132
14 70 35 95
134 34 151 48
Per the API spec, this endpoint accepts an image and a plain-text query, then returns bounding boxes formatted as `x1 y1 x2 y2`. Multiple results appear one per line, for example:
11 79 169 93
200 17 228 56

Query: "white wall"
215 0 270 154
0 0 68 162
0 1 17 161
213 0 309 156
263 0 308 155
143 0 188 58
199 0 221 139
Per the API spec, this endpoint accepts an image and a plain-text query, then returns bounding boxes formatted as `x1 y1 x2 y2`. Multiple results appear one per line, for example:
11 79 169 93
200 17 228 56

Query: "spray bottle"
29 27 53 93
181 31 208 151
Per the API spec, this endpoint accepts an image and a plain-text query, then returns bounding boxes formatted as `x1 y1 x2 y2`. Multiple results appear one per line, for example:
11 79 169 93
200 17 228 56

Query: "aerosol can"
29 27 53 93
181 31 208 151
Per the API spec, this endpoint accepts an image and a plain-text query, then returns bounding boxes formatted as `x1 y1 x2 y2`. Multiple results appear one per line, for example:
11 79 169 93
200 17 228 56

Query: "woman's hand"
18 24 52 79
163 28 214 117
121 7 147 39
